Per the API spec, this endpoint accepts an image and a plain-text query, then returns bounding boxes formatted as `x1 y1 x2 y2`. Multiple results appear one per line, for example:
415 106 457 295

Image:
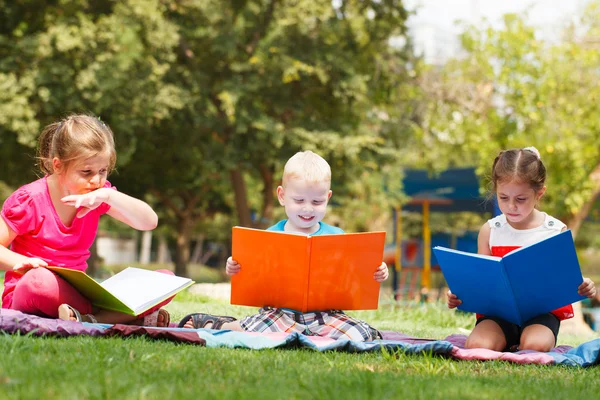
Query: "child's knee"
519 336 554 352
16 267 57 295
12 268 59 314
519 324 556 352
465 335 505 351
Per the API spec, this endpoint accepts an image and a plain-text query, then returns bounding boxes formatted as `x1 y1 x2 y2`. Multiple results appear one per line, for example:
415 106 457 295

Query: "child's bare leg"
183 319 243 331
519 324 555 352
93 309 139 324
465 320 506 351
93 309 170 327
59 305 168 327
59 304 137 324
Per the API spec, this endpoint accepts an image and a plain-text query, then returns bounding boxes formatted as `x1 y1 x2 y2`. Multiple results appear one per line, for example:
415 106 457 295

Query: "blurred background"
1 0 600 311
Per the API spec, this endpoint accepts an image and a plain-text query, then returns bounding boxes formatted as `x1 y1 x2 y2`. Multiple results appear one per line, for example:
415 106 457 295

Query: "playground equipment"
388 168 495 300
384 231 478 300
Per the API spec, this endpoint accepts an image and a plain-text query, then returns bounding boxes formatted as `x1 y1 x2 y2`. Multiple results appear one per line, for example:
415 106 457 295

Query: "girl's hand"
578 277 597 298
12 258 48 275
373 262 389 282
447 290 462 309
61 188 111 218
226 257 241 276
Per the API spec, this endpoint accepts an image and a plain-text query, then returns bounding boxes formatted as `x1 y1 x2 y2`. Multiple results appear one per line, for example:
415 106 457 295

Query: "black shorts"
475 313 560 351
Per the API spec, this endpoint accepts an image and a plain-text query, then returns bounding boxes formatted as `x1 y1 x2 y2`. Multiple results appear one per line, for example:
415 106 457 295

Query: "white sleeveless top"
485 212 574 321
488 213 565 249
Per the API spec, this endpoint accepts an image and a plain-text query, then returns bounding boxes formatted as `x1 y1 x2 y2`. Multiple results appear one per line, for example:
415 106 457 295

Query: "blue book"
433 230 585 326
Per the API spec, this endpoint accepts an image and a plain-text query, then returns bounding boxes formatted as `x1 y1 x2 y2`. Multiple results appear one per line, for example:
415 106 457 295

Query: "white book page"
235 226 307 236
101 267 192 314
433 246 501 262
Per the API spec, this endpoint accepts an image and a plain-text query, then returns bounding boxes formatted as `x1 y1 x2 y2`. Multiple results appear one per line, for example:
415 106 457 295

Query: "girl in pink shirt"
0 114 170 326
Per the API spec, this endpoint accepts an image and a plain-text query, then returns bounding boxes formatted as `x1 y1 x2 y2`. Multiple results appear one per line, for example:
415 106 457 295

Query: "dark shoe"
178 313 237 329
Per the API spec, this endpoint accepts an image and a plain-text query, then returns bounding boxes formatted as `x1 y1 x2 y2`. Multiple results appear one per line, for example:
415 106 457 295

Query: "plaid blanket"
2 309 598 367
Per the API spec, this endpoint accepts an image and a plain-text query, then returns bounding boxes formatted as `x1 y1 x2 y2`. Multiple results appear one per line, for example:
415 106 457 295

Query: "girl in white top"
447 147 596 352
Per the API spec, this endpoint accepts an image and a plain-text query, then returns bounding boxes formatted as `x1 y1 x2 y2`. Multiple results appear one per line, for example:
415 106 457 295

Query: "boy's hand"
373 262 389 282
447 290 462 309
12 258 48 275
61 188 110 218
226 257 241 276
578 277 597 298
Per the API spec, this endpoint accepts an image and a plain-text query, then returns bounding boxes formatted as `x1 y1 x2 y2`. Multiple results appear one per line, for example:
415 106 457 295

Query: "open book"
230 227 386 312
433 230 585 325
48 266 194 316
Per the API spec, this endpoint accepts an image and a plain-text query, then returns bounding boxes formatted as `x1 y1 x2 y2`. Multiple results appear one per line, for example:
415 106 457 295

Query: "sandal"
177 313 237 329
139 309 171 327
58 304 98 323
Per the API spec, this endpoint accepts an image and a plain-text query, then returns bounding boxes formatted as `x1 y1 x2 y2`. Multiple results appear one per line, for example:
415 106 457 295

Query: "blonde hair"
38 114 116 175
282 151 331 187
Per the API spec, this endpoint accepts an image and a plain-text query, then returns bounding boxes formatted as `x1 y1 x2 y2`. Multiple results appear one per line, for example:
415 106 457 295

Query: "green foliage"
0 0 416 274
412 3 600 228
102 262 225 283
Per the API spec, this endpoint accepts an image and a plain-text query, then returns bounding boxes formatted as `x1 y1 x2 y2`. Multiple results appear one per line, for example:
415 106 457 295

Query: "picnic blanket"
2 309 599 367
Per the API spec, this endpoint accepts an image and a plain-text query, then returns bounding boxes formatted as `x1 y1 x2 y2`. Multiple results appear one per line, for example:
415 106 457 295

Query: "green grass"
1 289 599 400
102 263 226 283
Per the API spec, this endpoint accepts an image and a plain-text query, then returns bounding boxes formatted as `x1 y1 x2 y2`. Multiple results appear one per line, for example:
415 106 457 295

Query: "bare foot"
156 309 169 327
57 304 77 321
57 304 96 323
133 309 170 327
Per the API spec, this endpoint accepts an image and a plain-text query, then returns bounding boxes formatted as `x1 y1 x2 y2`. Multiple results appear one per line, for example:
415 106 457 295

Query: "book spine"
304 237 312 313
501 260 523 325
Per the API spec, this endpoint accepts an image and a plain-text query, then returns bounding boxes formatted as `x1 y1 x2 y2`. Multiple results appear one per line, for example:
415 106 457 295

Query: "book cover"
230 227 385 312
47 266 194 316
433 230 586 325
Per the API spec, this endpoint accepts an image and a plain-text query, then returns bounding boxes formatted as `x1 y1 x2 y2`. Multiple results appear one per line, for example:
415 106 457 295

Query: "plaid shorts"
239 307 381 342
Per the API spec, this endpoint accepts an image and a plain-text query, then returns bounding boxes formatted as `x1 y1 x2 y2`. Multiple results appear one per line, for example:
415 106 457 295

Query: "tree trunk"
258 163 275 228
139 230 152 264
157 235 171 264
200 248 215 265
565 163 600 238
87 238 99 277
190 234 205 264
174 217 192 277
230 168 253 227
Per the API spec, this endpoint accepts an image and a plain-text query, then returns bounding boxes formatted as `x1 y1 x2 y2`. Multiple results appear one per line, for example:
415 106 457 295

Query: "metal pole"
421 201 431 298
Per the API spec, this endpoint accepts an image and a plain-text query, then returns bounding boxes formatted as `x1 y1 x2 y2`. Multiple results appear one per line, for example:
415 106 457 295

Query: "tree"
112 0 412 275
0 0 184 157
0 0 187 274
1 1 415 277
411 3 600 237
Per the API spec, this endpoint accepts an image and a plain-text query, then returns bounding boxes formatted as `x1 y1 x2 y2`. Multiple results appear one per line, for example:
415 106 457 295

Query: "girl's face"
277 178 332 234
54 152 111 196
496 180 545 227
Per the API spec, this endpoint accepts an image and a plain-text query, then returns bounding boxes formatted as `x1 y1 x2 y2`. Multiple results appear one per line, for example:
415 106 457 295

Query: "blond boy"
180 151 388 341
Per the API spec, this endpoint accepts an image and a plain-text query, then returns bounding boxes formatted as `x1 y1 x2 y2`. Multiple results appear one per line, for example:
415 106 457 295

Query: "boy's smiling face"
277 178 332 234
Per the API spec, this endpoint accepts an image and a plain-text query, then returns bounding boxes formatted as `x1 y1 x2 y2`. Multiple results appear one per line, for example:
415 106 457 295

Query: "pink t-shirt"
1 176 115 308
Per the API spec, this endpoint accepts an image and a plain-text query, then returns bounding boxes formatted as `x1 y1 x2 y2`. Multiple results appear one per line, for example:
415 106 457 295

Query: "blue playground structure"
386 168 496 300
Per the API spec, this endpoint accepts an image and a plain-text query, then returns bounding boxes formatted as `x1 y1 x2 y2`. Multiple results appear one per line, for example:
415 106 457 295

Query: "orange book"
230 227 386 312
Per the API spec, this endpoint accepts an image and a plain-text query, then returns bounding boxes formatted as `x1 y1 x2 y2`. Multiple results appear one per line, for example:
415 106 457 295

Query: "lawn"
1 286 599 400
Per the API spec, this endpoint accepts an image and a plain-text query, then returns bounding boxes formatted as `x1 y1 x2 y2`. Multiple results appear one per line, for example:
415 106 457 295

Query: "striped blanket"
1 309 598 367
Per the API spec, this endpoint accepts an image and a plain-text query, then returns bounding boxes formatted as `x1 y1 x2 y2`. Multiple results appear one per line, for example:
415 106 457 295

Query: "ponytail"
37 122 62 175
